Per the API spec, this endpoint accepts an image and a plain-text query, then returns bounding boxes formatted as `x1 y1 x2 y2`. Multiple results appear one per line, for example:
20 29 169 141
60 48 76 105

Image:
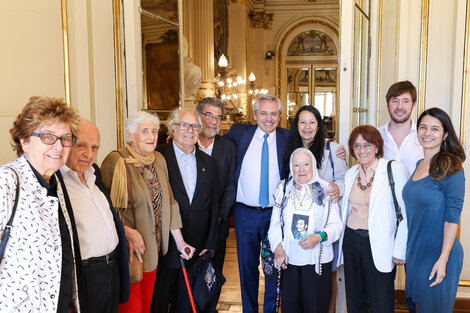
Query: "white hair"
125 111 160 143
166 108 202 135
253 94 283 113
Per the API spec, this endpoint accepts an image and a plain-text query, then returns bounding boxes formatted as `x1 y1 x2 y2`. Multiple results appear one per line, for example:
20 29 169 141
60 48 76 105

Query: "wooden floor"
217 228 265 312
216 228 470 313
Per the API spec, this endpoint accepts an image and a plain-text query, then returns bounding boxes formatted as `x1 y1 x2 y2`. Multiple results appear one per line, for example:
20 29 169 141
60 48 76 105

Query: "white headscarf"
289 148 328 204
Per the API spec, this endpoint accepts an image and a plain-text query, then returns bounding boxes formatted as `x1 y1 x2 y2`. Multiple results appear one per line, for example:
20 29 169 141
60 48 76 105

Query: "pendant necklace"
141 164 153 180
293 187 313 208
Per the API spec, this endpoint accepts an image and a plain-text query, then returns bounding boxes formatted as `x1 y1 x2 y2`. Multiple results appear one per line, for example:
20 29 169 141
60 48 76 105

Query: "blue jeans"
233 203 277 313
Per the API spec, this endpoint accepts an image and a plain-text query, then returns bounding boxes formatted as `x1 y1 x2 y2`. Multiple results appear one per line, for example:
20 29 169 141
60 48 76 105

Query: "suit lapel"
369 159 388 215
192 150 205 202
239 125 256 163
211 135 221 159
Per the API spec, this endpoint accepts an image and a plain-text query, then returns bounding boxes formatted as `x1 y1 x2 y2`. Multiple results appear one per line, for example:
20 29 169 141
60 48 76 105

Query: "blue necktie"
259 134 269 208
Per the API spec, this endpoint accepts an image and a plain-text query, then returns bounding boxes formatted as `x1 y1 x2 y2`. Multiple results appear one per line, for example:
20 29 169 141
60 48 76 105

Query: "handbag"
118 150 144 284
261 177 291 283
193 251 226 310
387 160 403 230
0 167 20 262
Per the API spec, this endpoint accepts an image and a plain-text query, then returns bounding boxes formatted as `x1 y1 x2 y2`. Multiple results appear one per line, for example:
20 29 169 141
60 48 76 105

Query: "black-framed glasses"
174 122 201 131
352 143 372 151
201 112 222 122
31 132 76 147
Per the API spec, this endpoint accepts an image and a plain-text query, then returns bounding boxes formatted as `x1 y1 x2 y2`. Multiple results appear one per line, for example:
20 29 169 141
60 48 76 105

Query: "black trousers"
202 219 230 313
281 263 332 313
79 259 120 313
343 227 395 313
151 264 200 313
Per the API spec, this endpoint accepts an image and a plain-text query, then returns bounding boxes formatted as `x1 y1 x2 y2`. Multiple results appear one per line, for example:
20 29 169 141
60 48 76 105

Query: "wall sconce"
265 50 276 60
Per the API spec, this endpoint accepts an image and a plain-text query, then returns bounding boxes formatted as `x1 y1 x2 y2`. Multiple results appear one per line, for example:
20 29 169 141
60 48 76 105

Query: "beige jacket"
101 148 182 272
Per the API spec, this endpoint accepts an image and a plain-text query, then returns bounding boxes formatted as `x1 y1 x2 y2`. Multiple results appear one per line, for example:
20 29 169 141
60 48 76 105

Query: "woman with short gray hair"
101 111 194 313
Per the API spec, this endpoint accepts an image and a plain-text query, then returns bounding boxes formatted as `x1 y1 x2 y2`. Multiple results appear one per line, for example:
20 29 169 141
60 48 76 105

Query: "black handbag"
0 167 20 262
193 251 226 310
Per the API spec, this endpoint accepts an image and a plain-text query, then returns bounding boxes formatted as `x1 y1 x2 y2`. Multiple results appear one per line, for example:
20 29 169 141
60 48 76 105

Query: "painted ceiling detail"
287 30 337 56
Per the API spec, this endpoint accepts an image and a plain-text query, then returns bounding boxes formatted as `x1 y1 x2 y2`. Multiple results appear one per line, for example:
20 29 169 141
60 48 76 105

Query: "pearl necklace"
357 174 374 190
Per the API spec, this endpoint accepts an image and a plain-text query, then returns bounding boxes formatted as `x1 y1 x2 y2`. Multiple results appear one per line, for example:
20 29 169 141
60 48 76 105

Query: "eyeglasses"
174 122 201 132
352 143 372 151
201 112 222 122
31 132 76 147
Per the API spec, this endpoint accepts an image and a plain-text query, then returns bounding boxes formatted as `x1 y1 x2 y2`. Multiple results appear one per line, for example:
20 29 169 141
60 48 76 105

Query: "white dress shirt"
237 127 280 207
61 165 119 260
198 138 214 156
173 141 197 203
378 120 423 176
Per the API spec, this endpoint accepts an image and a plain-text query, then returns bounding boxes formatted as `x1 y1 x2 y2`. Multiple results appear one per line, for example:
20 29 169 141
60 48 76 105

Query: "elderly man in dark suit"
152 109 219 313
225 94 290 313
196 97 236 313
60 119 129 313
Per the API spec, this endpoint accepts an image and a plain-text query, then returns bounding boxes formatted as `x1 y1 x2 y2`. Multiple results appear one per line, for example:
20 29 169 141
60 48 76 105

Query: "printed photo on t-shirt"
292 214 309 240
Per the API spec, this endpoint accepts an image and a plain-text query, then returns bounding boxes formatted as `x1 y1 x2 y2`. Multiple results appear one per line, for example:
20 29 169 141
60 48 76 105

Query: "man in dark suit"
225 94 290 313
196 97 237 313
152 109 219 313
61 119 130 313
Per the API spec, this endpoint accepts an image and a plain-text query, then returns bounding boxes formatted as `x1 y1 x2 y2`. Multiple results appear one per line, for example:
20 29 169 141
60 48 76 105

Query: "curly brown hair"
10 96 80 156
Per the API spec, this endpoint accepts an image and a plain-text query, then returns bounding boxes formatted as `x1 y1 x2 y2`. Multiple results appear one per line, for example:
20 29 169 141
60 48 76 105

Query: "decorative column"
189 0 216 106
228 0 248 115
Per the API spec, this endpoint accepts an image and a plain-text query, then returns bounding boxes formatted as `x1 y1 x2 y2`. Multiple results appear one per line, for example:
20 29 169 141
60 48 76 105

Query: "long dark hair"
283 106 325 177
417 107 466 180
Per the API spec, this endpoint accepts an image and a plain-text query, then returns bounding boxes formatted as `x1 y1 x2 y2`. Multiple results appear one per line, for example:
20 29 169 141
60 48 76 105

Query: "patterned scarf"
109 144 155 209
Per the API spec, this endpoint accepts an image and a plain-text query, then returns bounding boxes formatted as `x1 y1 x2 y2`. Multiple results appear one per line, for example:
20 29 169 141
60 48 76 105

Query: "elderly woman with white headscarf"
268 147 343 313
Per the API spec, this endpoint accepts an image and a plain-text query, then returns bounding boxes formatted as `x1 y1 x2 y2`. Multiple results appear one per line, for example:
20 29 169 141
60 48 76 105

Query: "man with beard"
195 97 236 313
225 94 290 313
378 81 424 175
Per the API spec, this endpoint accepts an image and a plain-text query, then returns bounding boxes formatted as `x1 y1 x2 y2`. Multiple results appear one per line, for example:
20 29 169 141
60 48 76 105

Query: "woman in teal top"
403 107 466 313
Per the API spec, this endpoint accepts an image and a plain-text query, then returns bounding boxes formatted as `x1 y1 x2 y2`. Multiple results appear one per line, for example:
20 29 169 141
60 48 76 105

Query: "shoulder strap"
279 176 293 239
116 150 137 228
387 160 403 228
0 167 21 261
326 141 335 179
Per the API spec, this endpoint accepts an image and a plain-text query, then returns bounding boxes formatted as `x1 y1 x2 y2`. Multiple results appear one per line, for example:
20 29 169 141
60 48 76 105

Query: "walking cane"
275 267 282 312
180 247 197 313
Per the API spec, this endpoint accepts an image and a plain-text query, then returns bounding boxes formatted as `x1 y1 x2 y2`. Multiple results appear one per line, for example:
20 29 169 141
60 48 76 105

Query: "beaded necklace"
357 173 375 190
